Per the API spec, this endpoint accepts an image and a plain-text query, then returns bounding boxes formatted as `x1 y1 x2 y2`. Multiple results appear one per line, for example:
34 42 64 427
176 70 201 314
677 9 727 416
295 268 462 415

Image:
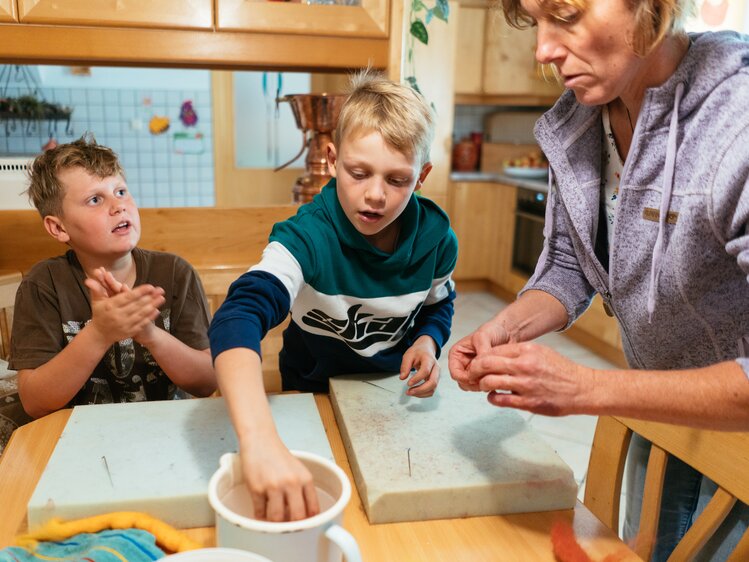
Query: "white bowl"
162 547 273 562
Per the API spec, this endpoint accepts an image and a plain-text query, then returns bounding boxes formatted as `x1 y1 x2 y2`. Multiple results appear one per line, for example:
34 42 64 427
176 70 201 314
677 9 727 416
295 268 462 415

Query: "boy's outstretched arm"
209 263 319 522
214 347 320 521
17 280 164 418
95 269 216 397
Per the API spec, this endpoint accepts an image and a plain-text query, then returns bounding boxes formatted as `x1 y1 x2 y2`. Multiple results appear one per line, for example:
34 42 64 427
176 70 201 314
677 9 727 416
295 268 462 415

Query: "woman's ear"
43 215 70 244
326 143 338 177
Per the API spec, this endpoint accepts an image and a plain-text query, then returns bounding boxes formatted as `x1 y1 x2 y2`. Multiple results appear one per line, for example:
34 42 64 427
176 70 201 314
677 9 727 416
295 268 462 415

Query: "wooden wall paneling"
0 207 296 273
17 0 212 29
0 0 16 22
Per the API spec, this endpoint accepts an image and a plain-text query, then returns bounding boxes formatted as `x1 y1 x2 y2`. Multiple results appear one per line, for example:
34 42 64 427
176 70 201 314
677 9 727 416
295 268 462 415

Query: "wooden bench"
0 207 298 392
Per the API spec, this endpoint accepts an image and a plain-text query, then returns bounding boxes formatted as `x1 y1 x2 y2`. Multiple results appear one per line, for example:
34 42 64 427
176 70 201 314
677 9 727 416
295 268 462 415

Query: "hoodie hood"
313 178 451 269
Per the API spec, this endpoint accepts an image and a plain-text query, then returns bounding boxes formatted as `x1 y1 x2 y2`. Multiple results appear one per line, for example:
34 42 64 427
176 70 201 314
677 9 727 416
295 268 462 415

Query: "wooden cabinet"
454 3 562 103
0 0 16 22
0 0 396 71
217 0 388 38
17 0 212 29
454 6 485 94
450 181 517 283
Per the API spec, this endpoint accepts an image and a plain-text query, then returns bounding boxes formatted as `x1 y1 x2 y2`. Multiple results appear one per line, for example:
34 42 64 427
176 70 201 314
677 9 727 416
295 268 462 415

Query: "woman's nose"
535 22 565 65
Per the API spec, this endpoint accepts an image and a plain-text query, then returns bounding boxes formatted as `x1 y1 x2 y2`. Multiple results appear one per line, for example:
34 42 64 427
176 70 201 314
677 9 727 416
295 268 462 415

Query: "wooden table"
0 395 639 561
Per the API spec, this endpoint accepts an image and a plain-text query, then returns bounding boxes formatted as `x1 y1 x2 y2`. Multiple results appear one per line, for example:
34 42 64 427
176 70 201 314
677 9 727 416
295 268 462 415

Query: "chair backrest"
584 416 749 562
0 272 21 362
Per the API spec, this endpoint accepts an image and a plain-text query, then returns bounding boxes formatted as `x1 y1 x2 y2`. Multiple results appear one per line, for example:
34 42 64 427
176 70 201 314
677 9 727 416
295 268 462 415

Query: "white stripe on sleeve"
250 241 306 302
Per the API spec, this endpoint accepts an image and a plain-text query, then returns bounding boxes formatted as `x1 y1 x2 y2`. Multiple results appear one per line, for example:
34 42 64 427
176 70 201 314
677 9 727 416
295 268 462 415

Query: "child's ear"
43 215 70 244
417 162 433 187
326 143 338 177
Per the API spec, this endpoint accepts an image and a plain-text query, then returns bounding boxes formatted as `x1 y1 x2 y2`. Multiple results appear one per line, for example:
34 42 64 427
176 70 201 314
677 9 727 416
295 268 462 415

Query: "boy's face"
327 130 431 253
43 167 141 262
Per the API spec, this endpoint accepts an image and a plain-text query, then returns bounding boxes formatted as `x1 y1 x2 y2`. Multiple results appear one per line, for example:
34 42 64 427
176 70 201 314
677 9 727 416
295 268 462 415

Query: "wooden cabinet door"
450 181 514 281
216 0 388 38
454 6 485 95
17 0 212 29
0 0 17 22
482 14 562 97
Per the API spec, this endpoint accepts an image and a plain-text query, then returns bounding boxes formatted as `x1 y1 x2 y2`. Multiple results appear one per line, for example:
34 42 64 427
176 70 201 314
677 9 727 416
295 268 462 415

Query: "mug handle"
325 524 362 562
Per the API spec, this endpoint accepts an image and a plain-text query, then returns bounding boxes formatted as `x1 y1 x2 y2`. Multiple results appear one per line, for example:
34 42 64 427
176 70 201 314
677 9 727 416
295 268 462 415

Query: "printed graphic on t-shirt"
61 309 174 403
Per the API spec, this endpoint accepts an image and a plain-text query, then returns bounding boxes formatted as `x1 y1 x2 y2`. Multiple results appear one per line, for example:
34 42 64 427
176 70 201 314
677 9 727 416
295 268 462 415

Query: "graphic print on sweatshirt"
291 277 451 358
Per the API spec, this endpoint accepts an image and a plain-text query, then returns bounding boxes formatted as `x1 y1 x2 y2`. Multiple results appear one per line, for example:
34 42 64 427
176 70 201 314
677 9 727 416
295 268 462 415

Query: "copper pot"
275 93 348 204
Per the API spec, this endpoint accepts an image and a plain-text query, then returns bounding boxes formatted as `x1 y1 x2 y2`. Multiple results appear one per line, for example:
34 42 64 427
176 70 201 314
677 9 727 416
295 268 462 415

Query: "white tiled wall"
0 85 214 208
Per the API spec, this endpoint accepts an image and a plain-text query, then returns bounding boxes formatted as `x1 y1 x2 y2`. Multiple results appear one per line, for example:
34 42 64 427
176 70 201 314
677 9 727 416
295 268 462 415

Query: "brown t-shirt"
9 248 210 405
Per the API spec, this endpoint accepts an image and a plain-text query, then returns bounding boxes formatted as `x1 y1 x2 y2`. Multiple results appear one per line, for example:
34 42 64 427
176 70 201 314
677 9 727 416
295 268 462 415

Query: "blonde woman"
449 1 749 558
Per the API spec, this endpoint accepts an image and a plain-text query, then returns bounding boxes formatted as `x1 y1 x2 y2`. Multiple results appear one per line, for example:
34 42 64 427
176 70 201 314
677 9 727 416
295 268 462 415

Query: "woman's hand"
448 318 510 392
470 341 592 416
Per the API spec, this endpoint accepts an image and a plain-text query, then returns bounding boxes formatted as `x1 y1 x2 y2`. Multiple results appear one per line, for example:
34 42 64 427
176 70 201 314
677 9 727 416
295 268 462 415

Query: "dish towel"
0 528 165 561
0 511 202 561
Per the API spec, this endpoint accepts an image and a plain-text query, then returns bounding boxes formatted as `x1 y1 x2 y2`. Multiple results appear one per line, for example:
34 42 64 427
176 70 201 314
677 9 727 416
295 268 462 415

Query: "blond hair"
500 0 694 56
334 70 435 167
27 133 124 218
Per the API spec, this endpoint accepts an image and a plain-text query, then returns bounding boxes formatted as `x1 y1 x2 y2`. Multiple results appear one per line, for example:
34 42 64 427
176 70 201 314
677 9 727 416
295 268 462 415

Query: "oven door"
512 188 546 277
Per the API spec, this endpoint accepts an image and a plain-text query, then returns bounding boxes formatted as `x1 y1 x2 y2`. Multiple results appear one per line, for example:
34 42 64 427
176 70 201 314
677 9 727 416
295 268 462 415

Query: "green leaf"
404 76 422 95
410 19 429 45
411 0 426 12
425 9 433 25
435 0 449 21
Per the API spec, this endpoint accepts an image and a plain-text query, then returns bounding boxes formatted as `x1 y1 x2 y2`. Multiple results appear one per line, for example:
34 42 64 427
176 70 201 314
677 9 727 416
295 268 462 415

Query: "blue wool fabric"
0 529 165 561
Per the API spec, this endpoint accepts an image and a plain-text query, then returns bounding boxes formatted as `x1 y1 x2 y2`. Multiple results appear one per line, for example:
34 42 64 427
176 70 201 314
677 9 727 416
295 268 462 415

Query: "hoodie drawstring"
647 82 685 322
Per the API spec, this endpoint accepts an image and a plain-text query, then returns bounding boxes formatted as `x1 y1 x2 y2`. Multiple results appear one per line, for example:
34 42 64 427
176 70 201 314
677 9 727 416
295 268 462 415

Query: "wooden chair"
584 416 749 561
0 272 22 362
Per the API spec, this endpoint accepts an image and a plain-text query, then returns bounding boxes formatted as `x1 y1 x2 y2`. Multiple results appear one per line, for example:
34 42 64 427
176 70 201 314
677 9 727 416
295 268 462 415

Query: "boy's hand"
85 276 165 345
400 335 439 398
241 436 320 522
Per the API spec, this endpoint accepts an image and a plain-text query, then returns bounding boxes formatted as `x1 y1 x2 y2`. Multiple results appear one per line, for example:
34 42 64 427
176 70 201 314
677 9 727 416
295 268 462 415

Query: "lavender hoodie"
524 31 749 377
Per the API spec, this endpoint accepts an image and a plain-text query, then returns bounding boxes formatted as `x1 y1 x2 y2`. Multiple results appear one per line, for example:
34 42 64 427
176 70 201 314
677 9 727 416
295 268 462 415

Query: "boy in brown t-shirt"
9 135 216 418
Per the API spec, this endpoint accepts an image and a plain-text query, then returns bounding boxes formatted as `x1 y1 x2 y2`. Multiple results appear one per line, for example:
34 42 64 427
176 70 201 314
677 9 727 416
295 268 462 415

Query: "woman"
448 0 749 559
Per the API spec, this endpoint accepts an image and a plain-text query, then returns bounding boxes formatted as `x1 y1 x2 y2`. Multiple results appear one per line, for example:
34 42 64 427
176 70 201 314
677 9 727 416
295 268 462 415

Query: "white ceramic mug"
208 451 362 562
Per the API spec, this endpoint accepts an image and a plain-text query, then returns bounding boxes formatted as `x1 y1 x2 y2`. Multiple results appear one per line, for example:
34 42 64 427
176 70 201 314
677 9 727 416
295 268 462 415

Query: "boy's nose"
365 179 386 204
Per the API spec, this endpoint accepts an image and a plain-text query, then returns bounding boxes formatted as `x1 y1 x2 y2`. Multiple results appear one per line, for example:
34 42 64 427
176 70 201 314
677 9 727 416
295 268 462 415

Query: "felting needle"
102 455 114 487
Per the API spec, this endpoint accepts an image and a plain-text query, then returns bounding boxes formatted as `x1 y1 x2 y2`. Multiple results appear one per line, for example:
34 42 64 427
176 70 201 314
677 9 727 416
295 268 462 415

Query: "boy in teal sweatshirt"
209 72 458 523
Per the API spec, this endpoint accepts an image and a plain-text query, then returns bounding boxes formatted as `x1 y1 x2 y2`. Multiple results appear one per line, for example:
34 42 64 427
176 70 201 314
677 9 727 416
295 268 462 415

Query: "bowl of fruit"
503 150 549 179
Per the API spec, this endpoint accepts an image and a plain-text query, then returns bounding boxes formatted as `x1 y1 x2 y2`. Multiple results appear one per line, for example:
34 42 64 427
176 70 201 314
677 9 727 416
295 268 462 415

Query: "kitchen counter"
450 171 548 193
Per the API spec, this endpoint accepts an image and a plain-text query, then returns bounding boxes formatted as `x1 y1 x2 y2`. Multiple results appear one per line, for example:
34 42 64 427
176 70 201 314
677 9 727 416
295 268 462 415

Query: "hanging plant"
404 0 450 97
